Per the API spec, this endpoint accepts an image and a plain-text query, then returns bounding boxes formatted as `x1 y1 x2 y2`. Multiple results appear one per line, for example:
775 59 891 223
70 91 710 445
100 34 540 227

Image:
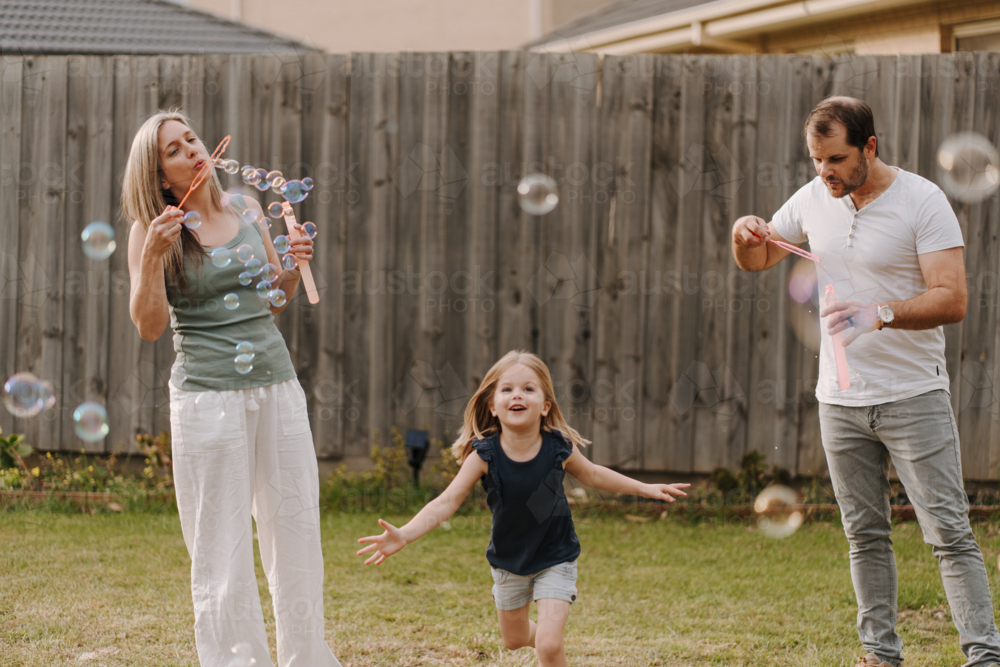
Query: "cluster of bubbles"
517 173 560 216
753 485 804 539
235 341 254 375
937 132 1000 204
3 372 109 443
237 164 314 206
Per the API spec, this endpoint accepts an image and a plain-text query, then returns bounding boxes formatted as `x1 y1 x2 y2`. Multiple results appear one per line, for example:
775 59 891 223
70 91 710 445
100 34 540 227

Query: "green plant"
0 428 35 490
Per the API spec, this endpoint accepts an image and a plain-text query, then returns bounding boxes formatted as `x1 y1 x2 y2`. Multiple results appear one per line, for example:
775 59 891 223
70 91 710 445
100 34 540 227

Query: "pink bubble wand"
279 202 320 305
751 231 820 262
825 285 851 390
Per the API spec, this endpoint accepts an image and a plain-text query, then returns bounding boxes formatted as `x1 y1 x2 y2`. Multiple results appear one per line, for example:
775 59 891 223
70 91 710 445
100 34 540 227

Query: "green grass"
1 512 998 666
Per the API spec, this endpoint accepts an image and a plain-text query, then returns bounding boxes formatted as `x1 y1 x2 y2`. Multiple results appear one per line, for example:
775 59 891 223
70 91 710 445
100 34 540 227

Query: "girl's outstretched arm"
357 451 488 565
563 444 690 502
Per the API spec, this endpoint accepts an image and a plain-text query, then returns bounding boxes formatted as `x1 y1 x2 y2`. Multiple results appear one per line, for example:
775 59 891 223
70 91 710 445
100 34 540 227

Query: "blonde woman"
123 110 341 667
357 350 690 667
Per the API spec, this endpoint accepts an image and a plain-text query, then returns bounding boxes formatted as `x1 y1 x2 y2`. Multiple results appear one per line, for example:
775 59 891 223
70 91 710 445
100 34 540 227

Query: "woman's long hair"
451 350 590 462
120 109 226 294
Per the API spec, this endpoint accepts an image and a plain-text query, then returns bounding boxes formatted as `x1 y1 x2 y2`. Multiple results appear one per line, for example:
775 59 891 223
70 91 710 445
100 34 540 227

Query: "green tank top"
167 199 296 392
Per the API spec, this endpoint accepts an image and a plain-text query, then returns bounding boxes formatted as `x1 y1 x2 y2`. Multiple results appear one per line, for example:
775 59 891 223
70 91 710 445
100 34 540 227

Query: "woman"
123 110 341 667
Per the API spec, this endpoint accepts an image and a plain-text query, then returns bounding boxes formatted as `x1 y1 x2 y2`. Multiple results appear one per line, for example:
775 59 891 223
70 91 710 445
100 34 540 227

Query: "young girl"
357 350 689 666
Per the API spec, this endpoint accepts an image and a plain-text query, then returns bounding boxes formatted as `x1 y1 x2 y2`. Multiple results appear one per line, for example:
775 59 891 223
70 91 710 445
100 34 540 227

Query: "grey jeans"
819 390 1000 667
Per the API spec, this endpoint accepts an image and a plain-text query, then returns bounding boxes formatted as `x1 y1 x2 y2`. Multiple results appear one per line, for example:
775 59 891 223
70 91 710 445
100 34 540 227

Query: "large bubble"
517 174 559 215
937 132 1000 204
73 402 109 442
754 485 803 539
81 221 116 260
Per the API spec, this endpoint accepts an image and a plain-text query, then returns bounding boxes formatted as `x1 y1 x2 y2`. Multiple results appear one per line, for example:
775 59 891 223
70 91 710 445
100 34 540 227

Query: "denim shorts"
490 560 578 611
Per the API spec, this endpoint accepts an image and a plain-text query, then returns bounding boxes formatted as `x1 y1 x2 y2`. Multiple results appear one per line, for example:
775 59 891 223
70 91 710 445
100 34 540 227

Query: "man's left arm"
823 247 967 345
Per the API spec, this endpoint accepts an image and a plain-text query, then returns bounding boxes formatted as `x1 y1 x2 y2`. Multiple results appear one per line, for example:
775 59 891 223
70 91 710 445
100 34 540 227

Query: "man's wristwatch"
876 304 894 330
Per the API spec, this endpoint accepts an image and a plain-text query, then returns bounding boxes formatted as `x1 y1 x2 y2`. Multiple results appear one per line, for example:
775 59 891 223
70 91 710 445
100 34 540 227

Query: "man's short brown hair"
804 97 878 158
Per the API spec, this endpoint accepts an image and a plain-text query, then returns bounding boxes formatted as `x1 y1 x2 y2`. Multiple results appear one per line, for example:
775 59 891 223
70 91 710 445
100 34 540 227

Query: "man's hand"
821 301 880 346
732 215 770 249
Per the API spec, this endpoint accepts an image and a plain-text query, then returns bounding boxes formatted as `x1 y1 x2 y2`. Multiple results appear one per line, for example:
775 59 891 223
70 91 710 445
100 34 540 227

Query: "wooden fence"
1 52 998 480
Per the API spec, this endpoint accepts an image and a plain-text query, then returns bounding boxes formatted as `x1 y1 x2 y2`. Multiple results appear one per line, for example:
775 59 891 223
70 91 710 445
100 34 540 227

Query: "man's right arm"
731 215 796 272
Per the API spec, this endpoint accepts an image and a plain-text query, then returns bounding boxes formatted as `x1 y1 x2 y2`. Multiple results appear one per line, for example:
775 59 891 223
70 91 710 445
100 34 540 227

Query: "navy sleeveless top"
471 430 581 575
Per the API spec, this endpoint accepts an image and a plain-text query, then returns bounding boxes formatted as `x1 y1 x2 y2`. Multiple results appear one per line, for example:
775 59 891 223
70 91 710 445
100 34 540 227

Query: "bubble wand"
176 135 231 210
751 231 820 262
279 202 320 305
825 285 851 390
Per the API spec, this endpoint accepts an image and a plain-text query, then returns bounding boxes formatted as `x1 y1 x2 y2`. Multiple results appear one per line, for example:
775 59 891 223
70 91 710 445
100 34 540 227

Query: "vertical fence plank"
300 53 350 458
63 56 114 451
107 56 160 454
16 56 67 452
0 57 24 438
543 52 600 444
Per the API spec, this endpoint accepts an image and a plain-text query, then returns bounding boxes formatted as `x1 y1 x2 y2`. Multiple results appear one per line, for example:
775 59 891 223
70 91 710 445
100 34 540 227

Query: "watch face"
878 305 893 323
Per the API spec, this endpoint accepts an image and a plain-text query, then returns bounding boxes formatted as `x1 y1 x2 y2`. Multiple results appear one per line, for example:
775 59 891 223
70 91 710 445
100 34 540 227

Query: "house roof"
524 0 717 49
0 0 318 55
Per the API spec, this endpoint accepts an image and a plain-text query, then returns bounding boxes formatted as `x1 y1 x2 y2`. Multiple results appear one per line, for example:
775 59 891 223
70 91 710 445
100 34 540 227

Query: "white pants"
169 379 342 667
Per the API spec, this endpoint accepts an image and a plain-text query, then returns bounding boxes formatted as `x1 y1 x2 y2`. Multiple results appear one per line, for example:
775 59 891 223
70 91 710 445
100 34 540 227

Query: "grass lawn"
2 511 999 666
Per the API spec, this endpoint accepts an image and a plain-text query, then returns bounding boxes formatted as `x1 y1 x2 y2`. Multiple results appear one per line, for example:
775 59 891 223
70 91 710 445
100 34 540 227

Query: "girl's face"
489 363 551 431
157 120 209 196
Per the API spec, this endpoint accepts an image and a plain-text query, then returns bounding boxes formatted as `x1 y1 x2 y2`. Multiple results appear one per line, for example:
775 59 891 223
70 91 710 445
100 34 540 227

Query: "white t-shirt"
771 169 964 407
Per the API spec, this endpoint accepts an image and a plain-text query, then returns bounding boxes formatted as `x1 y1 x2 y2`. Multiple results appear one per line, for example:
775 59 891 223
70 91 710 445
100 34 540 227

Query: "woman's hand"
288 227 313 264
144 207 184 260
357 519 407 565
641 483 691 503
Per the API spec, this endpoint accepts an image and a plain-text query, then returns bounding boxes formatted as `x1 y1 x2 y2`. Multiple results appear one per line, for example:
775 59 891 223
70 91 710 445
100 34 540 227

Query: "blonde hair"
451 350 590 461
120 109 226 293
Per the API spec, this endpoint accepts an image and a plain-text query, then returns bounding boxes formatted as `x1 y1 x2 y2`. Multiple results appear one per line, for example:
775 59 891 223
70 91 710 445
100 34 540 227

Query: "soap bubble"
234 354 254 375
938 132 1000 204
265 170 283 185
3 372 44 417
193 391 226 421
171 366 187 387
273 235 290 255
210 247 232 268
224 159 240 175
268 289 287 307
517 174 559 215
280 179 308 204
235 341 254 358
73 402 109 442
38 380 56 410
229 642 257 667
81 221 116 260
282 254 298 271
754 485 803 539
786 258 820 352
238 271 252 286
223 293 239 310
241 165 258 184
244 257 263 276
236 244 254 263
268 201 285 219
253 168 270 191
301 222 317 239
261 263 279 283
256 280 273 299
183 211 202 230
301 177 314 191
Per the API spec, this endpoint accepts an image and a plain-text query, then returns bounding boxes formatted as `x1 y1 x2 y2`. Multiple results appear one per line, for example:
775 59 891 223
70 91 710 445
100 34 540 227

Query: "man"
732 96 1000 667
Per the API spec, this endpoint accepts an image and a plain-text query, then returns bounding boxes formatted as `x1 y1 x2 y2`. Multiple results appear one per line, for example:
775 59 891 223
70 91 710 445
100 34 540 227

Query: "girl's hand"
356 519 407 565
145 207 184 259
288 231 313 263
642 483 691 502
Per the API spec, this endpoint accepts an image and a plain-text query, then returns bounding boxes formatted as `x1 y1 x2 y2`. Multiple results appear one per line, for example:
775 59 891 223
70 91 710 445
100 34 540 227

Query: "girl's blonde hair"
451 350 590 462
120 109 226 294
